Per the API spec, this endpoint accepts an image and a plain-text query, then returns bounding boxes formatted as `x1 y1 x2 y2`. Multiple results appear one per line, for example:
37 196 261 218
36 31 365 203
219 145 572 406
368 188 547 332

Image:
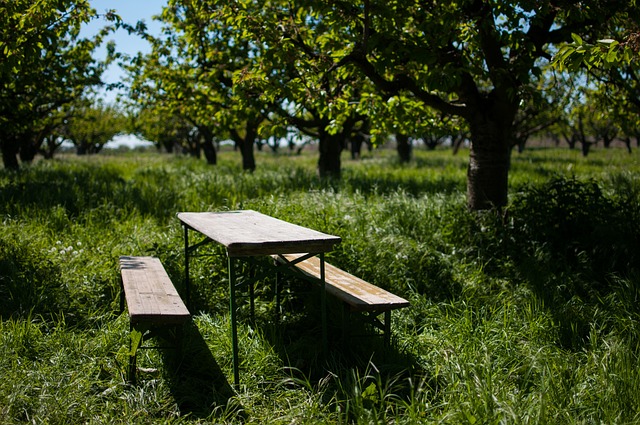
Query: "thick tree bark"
19 142 38 164
241 125 257 172
466 109 513 210
1 138 20 170
241 141 256 171
350 134 364 159
202 138 217 165
317 131 342 178
198 126 217 165
230 120 257 171
467 142 510 210
76 144 88 155
396 133 412 163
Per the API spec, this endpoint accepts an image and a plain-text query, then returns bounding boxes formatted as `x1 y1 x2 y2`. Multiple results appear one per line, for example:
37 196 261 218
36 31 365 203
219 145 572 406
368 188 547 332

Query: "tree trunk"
230 120 258 171
198 126 217 165
76 144 88 155
350 134 363 159
19 142 38 163
396 133 412 163
202 138 217 165
162 138 174 153
317 131 342 178
467 111 513 210
1 138 21 170
241 141 255 171
241 124 257 172
564 134 577 149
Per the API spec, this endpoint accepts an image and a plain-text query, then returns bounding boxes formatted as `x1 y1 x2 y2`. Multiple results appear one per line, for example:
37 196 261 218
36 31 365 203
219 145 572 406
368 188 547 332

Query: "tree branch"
341 47 466 117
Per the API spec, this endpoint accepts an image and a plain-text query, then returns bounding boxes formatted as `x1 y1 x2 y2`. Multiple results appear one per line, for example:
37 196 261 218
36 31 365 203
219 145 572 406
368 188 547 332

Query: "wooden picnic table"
177 210 341 386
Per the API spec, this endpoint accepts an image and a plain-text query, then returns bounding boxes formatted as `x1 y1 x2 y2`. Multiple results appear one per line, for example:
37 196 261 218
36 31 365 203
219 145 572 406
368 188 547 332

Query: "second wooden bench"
273 253 410 346
119 256 190 384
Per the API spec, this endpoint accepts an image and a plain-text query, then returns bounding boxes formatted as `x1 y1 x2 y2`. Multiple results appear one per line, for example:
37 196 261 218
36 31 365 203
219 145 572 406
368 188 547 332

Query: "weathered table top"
177 210 341 257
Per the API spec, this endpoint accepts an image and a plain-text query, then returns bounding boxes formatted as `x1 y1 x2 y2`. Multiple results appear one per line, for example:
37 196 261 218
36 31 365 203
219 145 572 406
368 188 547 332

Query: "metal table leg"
320 252 327 359
229 256 240 387
184 225 191 310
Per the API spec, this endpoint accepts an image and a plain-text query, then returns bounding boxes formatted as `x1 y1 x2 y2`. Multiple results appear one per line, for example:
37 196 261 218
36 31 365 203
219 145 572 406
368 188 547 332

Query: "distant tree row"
0 0 126 168
122 0 639 210
2 1 639 210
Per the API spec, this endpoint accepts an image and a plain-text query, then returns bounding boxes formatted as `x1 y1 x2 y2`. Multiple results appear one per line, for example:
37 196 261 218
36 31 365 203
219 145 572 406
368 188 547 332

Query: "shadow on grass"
249 289 426 420
0 166 179 222
252 279 418 384
0 237 74 321
159 321 241 420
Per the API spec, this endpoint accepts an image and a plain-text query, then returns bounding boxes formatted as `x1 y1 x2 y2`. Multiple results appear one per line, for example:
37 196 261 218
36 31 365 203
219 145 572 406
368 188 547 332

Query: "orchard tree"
511 71 570 153
0 0 116 169
16 106 69 162
214 0 639 209
262 87 368 176
604 85 640 152
130 105 194 153
125 46 220 164
125 0 274 170
63 98 126 155
361 92 468 160
553 20 640 151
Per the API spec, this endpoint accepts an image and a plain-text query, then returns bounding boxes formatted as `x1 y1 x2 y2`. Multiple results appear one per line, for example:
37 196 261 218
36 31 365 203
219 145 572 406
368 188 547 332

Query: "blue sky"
81 1 167 146
82 0 167 101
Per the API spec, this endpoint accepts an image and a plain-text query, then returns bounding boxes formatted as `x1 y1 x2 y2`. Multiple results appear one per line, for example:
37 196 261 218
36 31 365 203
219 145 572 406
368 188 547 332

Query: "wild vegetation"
4 1 640 212
1 147 639 423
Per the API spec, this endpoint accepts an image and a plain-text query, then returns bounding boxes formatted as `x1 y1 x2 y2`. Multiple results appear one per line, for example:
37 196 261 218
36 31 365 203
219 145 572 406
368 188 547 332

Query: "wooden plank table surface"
177 210 341 256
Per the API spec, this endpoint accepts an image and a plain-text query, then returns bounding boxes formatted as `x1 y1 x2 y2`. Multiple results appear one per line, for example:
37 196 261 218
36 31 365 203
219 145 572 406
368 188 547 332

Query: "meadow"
1 146 639 424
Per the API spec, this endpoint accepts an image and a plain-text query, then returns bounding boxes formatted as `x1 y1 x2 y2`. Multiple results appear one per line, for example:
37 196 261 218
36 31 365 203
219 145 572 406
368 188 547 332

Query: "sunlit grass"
1 146 639 423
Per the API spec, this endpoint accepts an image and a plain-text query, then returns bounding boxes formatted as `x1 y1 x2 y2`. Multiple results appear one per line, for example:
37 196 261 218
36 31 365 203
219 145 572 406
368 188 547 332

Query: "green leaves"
1 0 108 166
553 33 636 72
128 330 142 356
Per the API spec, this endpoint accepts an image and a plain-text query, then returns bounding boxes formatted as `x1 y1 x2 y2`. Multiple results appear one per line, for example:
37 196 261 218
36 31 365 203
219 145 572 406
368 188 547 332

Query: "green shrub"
0 232 70 319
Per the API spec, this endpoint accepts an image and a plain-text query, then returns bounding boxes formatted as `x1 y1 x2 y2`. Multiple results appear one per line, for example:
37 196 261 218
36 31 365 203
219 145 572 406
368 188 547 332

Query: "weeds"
0 148 639 423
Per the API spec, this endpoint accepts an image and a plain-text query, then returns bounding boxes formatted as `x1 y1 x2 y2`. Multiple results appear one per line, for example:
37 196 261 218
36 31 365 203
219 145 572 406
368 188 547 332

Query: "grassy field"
1 146 639 424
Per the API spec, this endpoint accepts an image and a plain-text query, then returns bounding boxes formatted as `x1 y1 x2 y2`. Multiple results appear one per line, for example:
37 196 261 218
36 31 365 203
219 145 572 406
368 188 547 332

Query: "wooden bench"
119 256 190 384
273 253 410 346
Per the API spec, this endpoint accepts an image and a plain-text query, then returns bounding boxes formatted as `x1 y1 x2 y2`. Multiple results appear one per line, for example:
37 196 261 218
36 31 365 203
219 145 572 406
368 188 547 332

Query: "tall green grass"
1 147 639 423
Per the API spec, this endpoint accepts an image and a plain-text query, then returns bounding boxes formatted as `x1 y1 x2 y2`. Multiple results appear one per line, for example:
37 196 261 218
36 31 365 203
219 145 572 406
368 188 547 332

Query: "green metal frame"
272 255 395 348
182 225 329 387
127 323 184 385
120 275 185 385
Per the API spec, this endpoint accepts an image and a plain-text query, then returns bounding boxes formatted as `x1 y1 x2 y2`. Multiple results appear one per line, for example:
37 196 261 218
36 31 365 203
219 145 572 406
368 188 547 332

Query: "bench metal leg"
119 274 125 314
342 303 350 348
128 323 137 385
275 269 281 323
384 311 391 347
184 225 191 310
229 256 240 387
249 267 255 323
320 253 327 359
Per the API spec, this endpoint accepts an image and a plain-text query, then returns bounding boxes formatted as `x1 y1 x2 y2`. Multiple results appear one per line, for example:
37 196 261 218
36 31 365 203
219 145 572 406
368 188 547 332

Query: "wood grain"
277 253 410 313
119 256 190 325
178 210 341 256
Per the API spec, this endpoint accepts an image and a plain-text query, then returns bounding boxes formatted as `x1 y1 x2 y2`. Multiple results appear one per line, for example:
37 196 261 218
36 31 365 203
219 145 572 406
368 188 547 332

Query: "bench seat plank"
119 256 190 325
277 253 410 313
